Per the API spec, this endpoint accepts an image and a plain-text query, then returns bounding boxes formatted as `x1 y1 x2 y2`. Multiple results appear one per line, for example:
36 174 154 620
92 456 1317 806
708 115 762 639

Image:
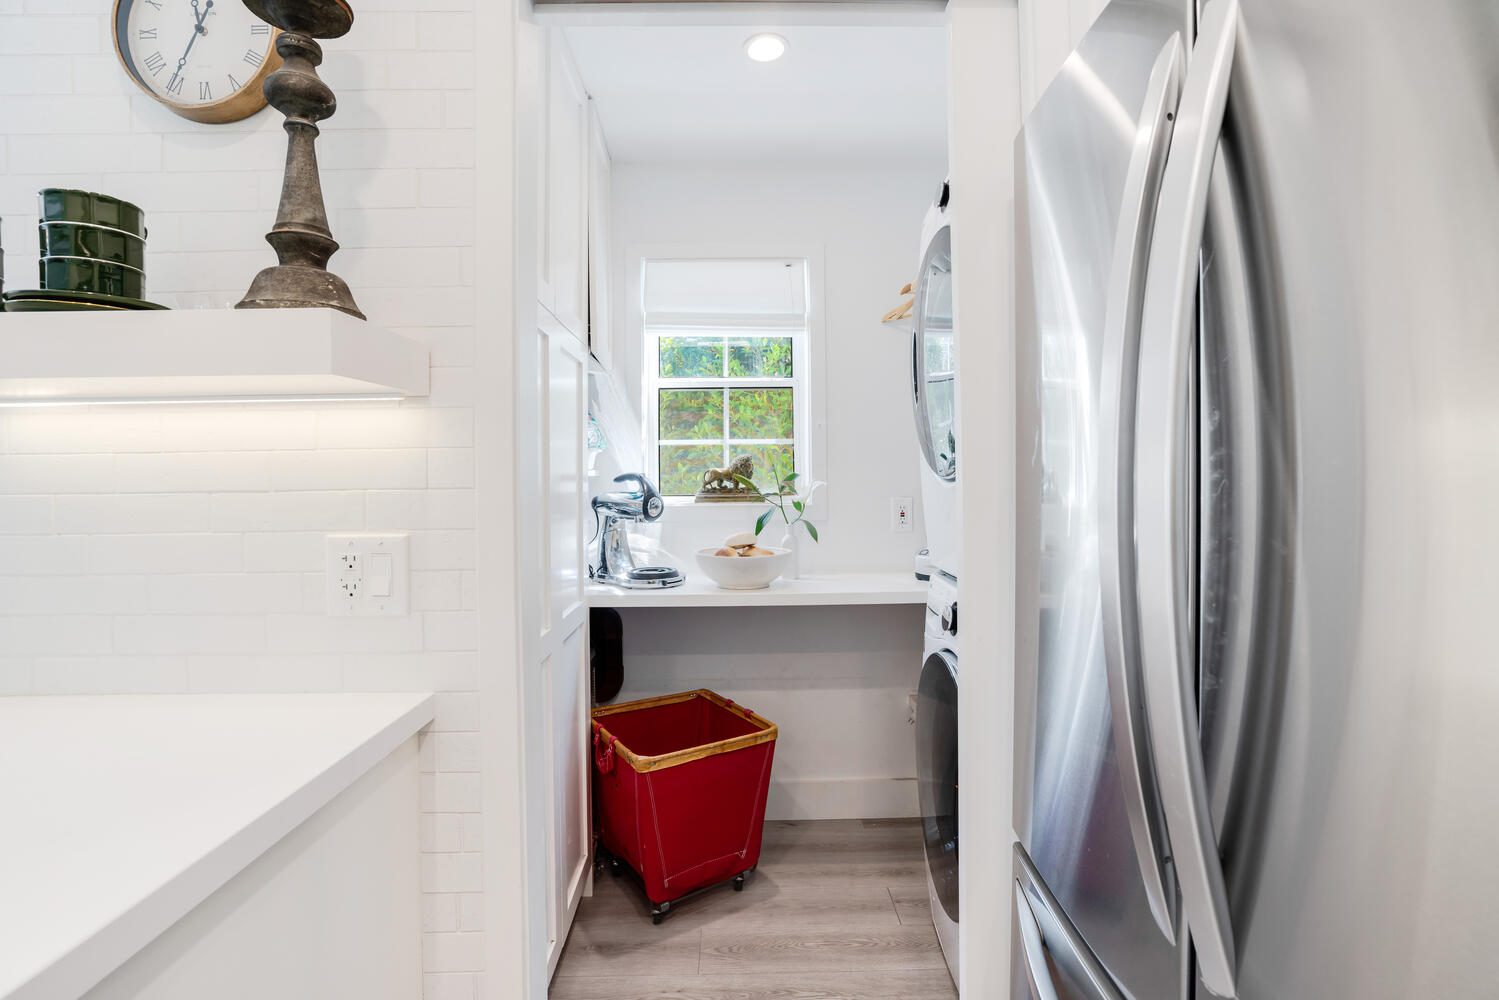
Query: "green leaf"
792 500 805 513
782 471 799 482
755 509 774 536
803 521 819 543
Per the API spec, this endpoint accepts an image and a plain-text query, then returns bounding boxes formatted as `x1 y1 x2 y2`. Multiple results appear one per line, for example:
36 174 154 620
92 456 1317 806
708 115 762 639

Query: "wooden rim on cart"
591 689 778 773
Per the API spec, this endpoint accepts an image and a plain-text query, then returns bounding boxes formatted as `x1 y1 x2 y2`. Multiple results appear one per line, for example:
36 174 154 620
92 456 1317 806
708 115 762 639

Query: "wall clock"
113 0 282 124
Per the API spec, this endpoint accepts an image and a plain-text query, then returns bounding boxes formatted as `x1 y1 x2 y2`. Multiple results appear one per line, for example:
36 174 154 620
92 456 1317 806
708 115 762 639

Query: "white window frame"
630 245 828 516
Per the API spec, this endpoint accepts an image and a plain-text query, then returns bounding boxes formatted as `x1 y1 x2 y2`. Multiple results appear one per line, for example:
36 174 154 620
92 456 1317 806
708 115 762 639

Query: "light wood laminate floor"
550 819 959 1000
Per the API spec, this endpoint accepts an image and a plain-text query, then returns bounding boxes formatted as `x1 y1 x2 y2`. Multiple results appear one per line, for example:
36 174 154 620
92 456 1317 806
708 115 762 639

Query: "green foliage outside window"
655 334 798 496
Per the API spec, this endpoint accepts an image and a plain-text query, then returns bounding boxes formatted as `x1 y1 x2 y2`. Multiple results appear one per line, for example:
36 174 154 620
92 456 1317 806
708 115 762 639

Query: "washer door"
912 224 956 480
917 649 959 924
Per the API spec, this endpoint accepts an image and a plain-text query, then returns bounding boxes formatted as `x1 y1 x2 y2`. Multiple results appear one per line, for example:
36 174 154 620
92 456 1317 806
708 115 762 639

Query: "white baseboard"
766 776 919 821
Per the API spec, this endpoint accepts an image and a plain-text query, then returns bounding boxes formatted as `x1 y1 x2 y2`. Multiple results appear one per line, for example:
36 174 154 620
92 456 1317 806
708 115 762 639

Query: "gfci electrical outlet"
326 534 409 616
892 497 914 532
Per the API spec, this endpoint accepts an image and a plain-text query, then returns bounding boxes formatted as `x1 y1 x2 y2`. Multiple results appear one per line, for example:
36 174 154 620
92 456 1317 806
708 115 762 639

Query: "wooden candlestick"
235 0 363 320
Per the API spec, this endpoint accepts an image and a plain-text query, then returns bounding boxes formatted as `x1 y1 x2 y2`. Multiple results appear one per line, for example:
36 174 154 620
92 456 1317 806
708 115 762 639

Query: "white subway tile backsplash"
421 852 483 894
0 660 35 695
269 449 428 491
411 570 464 611
422 931 484 973
342 651 478 692
185 654 344 693
0 616 112 655
0 496 52 534
422 892 460 933
30 655 188 694
113 452 274 493
457 893 484 932
416 13 476 51
146 573 308 614
243 531 326 572
423 610 476 652
426 450 474 489
266 613 425 654
88 533 243 575
55 495 211 534
113 614 268 655
209 492 365 533
7 133 161 174
0 536 90 575
421 974 476 1000
0 55 73 95
0 455 115 494
5 5 483 989
0 17 99 54
409 531 477 571
431 731 481 772
155 409 319 453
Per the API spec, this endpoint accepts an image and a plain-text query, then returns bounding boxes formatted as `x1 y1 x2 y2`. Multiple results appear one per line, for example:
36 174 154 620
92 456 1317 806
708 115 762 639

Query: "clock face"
114 0 280 123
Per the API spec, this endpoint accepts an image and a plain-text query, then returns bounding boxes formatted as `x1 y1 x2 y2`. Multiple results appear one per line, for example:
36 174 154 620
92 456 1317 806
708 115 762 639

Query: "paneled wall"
0 4 483 997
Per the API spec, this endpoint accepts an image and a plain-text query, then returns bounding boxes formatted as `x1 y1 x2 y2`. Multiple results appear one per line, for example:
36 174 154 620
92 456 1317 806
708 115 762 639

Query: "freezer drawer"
1011 845 1128 1000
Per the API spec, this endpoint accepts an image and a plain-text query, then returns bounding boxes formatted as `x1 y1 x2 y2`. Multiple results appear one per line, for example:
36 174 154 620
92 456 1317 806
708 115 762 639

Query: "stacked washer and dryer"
909 180 960 984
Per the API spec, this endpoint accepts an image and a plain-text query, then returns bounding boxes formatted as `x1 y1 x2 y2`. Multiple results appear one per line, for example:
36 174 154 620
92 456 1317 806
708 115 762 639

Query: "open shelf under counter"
587 571 930 609
0 307 429 403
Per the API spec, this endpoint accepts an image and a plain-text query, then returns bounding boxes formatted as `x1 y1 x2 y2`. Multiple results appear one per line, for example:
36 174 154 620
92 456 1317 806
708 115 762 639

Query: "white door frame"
475 3 551 998
474 4 1017 998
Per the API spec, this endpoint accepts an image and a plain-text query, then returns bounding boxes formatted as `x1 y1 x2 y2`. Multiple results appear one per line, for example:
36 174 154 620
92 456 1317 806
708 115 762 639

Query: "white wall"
602 163 941 575
587 163 942 821
615 602 927 821
0 5 484 997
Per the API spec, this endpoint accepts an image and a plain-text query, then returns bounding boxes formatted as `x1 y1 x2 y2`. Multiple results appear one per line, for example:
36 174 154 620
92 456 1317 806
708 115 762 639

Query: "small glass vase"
778 528 802 581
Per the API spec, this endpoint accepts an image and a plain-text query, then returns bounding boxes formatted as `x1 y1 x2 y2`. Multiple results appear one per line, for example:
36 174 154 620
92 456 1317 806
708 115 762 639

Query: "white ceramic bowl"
694 547 791 590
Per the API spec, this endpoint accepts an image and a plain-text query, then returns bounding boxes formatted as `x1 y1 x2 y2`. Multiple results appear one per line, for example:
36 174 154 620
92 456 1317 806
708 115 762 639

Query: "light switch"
326 534 409 616
368 553 394 598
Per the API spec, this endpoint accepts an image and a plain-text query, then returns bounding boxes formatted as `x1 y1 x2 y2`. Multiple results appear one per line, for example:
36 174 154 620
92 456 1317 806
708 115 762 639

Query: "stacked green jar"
37 189 148 302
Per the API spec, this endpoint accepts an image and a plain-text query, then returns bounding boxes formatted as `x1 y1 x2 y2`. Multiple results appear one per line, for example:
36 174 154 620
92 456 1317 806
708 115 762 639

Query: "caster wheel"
652 902 670 925
609 858 623 877
651 912 664 925
733 875 746 892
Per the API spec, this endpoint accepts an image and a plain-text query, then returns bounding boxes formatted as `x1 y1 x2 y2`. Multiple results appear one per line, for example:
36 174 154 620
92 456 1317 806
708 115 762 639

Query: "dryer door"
912 224 956 481
917 649 959 924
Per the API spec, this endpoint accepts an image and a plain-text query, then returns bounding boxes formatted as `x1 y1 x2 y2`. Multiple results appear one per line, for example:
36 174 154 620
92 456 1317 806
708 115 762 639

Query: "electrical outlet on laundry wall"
326 534 409 616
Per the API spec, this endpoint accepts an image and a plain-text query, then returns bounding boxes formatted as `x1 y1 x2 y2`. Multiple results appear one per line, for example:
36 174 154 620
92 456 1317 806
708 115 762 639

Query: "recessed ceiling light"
744 33 787 63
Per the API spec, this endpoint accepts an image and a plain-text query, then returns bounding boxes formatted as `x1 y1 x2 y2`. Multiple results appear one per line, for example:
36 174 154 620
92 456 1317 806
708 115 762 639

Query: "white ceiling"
562 26 948 164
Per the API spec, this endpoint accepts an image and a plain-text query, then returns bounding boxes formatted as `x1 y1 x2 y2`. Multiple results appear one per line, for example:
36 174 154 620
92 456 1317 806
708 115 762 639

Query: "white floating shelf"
587 572 929 609
0 308 429 403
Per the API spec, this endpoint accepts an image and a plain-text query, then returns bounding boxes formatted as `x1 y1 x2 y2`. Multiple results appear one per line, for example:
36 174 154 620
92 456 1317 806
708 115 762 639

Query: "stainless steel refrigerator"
1012 0 1499 997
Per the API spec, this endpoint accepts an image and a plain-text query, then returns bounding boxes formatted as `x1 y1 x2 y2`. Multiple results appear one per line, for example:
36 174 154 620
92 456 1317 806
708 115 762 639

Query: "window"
644 258 810 497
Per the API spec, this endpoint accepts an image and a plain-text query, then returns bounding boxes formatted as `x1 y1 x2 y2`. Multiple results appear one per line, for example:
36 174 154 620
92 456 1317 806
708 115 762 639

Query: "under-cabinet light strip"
0 394 404 408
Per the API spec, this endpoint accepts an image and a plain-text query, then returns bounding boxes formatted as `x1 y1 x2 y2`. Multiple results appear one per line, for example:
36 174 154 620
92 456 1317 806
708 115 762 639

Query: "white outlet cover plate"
892 497 914 532
326 533 410 616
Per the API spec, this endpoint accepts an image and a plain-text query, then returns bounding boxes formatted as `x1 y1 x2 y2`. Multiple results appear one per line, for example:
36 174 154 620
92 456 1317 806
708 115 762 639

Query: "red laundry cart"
591 689 778 923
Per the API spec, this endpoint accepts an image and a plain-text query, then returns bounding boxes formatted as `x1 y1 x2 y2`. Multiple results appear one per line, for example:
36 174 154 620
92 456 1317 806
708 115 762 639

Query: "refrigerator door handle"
1134 0 1240 996
1015 881 1063 1000
1097 32 1184 945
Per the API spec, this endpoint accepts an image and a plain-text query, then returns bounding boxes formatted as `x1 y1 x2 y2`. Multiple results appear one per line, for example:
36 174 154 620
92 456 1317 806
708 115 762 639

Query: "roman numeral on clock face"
228 73 242 91
143 51 166 75
138 27 157 40
199 81 212 101
244 48 265 67
251 22 270 35
143 0 162 7
166 73 184 96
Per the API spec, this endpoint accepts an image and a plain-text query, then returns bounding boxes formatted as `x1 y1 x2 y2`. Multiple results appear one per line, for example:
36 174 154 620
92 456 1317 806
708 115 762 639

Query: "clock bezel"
112 0 284 125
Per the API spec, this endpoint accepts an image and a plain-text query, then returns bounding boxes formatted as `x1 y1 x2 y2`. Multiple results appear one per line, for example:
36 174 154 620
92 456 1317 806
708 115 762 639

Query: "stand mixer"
591 473 685 589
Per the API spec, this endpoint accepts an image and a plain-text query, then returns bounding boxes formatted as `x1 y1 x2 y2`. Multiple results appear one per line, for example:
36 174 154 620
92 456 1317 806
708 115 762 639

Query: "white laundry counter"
0 693 433 1000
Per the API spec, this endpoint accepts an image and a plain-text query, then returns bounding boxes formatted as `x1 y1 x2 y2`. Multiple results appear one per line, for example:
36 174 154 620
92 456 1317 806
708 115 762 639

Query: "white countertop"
587 571 929 608
0 693 434 1000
